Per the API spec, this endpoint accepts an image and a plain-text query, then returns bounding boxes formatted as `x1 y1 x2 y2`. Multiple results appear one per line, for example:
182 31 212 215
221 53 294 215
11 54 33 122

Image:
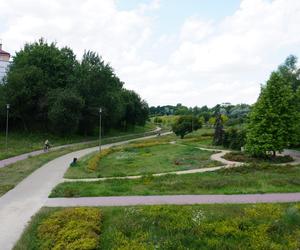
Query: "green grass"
0 123 157 160
0 125 161 197
64 139 221 179
51 163 300 197
15 203 300 249
177 128 225 149
0 141 98 197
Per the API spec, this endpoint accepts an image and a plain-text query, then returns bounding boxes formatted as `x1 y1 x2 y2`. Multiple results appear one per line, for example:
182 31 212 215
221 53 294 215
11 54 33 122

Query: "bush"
87 148 114 171
153 117 163 123
223 151 294 163
37 207 101 250
172 115 202 139
222 128 246 150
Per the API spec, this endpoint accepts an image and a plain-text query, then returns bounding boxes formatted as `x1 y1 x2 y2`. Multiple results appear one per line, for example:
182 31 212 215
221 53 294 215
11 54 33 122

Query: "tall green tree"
48 89 84 135
172 115 202 139
278 55 300 91
213 114 224 146
2 39 149 135
4 39 78 131
121 89 149 129
75 51 124 135
245 72 297 156
278 55 300 146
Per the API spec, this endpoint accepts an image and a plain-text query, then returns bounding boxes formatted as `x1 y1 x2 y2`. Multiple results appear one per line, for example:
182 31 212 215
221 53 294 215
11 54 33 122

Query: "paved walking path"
46 193 300 207
63 165 228 183
0 127 162 169
1 132 299 249
0 132 166 250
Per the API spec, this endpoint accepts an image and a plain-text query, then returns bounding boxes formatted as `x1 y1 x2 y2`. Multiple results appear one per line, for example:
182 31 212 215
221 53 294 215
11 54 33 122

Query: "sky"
0 0 300 107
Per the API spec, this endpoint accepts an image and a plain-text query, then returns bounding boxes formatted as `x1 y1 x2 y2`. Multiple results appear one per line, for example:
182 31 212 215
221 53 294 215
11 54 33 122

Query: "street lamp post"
99 108 102 152
5 104 10 152
191 110 194 132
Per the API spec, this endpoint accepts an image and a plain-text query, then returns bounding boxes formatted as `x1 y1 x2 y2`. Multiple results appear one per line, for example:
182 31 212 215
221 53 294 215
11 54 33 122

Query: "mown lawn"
0 123 156 160
15 203 300 249
51 164 300 197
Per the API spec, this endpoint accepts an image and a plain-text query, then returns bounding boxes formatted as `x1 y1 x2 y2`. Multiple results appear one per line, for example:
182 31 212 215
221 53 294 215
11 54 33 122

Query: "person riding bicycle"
44 139 50 151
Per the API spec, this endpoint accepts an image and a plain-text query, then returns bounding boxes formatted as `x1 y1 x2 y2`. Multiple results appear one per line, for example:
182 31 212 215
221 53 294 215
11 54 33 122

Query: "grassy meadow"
51 163 300 197
0 123 160 197
64 128 217 179
0 123 157 160
64 143 220 179
15 203 300 249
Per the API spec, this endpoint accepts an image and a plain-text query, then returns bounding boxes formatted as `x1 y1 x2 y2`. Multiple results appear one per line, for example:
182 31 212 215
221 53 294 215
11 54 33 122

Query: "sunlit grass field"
15 203 300 250
0 123 156 160
52 163 300 197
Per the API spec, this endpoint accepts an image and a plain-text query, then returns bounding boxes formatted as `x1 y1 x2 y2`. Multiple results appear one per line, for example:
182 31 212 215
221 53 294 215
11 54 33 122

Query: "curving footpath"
63 146 300 183
0 127 162 169
0 132 167 250
0 134 300 249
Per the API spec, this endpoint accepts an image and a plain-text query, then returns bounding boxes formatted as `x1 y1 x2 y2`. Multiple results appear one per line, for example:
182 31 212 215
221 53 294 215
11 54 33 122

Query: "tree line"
0 39 149 135
169 55 300 157
151 103 251 127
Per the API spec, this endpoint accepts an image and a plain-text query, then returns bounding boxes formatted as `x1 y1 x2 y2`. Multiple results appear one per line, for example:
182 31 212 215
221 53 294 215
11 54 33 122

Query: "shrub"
37 207 101 250
222 128 246 150
87 148 115 171
172 115 202 139
153 117 163 123
223 152 293 163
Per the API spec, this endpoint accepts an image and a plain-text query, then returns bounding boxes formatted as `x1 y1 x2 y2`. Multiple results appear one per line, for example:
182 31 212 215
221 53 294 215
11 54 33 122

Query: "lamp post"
99 107 102 152
191 110 194 132
5 104 10 152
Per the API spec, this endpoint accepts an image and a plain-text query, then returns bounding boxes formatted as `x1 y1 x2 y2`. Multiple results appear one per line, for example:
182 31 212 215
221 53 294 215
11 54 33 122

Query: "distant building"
0 42 11 82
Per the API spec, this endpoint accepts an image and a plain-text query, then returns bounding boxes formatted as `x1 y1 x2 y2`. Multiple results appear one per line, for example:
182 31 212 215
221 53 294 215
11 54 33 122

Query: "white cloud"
1 0 300 107
0 0 151 67
134 0 300 106
180 17 214 42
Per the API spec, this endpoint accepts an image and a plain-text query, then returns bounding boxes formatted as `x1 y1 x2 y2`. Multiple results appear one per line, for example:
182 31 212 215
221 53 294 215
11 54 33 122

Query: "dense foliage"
213 114 224 146
0 39 149 135
37 207 101 249
222 127 246 150
16 204 300 250
99 204 300 250
150 103 250 125
172 115 202 138
246 55 300 156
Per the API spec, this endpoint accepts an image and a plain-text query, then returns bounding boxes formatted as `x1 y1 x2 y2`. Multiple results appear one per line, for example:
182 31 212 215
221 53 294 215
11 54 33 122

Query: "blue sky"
117 0 241 34
0 0 299 106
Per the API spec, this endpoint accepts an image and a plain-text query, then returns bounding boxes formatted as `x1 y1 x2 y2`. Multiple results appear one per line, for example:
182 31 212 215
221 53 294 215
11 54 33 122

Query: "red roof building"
0 43 10 61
